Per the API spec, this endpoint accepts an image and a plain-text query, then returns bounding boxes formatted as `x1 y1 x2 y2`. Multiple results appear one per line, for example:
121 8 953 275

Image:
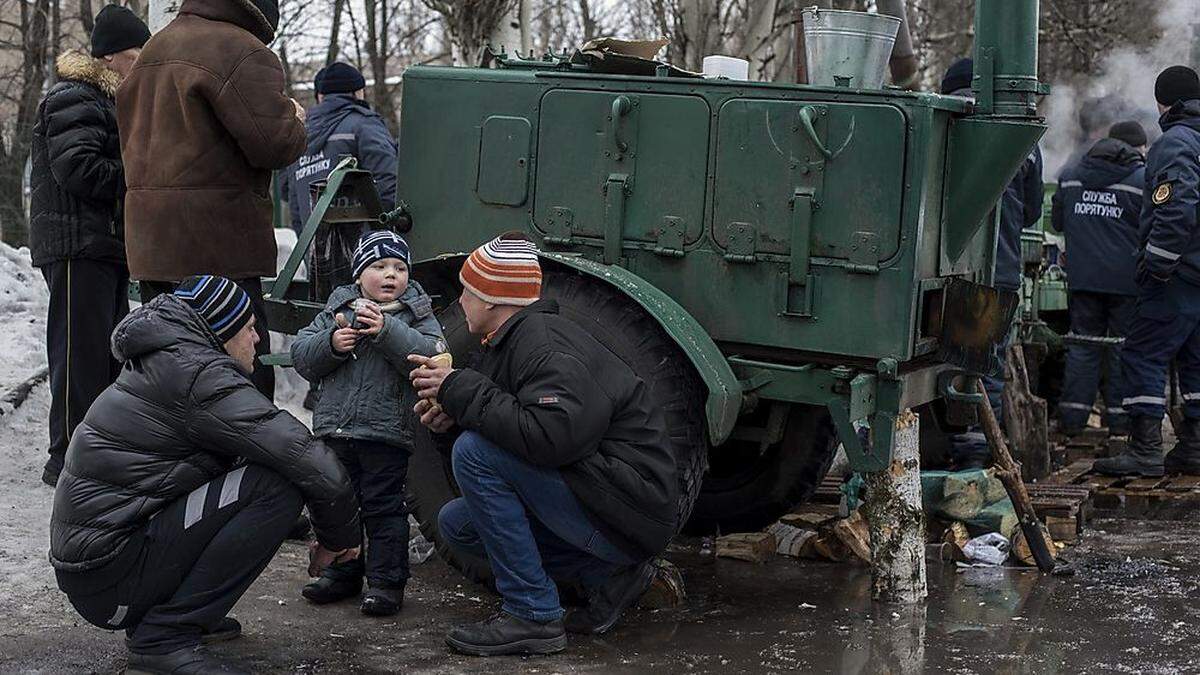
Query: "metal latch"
603 174 629 264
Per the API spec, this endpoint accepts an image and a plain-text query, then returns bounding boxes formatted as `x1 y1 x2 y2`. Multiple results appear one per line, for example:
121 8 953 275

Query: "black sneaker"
564 560 655 635
302 576 362 604
125 646 249 675
125 617 241 649
445 612 566 656
41 456 63 488
361 586 403 617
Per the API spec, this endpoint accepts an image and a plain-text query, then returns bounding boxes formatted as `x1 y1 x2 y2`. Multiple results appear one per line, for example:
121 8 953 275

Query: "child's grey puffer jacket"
292 281 445 448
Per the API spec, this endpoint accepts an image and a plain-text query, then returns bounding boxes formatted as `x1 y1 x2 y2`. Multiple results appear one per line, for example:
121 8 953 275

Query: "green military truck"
267 1 1047 579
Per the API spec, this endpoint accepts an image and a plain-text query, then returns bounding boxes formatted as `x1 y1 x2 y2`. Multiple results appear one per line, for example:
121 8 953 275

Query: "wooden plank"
1126 477 1167 491
716 532 777 563
1043 460 1094 485
1166 475 1200 492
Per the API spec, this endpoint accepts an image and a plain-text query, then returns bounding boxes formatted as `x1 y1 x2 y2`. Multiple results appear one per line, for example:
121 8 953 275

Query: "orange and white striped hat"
459 235 543 306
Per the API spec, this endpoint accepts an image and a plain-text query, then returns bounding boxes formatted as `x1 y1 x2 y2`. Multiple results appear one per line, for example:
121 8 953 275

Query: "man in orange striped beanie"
409 232 678 656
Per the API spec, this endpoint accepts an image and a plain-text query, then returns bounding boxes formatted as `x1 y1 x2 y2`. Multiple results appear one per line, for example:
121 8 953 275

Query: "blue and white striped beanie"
173 275 254 343
352 230 411 280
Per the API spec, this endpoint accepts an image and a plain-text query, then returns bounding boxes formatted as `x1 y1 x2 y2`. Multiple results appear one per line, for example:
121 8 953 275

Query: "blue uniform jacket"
996 145 1045 292
1139 99 1200 286
1051 138 1145 296
283 94 398 232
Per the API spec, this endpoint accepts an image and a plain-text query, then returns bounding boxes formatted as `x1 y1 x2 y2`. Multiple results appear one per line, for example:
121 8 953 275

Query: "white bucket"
703 55 751 81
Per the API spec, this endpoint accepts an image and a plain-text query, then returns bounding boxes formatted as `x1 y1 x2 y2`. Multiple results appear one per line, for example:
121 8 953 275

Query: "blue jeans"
438 431 635 622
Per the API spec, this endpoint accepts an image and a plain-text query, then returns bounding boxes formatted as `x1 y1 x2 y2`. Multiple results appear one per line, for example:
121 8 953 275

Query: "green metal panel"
710 100 907 262
533 90 710 248
541 251 742 445
477 116 532 206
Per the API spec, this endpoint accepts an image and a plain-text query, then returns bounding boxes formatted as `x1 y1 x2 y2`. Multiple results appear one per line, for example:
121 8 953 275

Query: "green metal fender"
541 252 742 445
416 250 742 445
541 252 741 445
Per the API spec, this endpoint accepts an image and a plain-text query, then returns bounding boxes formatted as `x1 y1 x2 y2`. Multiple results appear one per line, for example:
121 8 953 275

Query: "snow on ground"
0 246 49 391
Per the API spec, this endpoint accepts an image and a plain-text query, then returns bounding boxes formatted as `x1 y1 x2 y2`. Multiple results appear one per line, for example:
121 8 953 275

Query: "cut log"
768 521 818 558
941 522 971 561
969 500 1020 540
832 510 871 563
940 473 986 521
639 558 686 609
715 532 777 563
863 409 927 604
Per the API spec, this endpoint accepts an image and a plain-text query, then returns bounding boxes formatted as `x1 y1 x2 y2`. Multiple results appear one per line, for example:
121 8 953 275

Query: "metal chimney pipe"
876 0 918 89
972 0 1042 117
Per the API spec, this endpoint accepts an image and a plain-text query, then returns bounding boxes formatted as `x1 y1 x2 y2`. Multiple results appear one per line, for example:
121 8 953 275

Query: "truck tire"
407 266 708 584
685 404 838 534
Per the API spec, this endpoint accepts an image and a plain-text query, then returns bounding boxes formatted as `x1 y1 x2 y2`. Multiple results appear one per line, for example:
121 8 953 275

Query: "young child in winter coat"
291 229 445 616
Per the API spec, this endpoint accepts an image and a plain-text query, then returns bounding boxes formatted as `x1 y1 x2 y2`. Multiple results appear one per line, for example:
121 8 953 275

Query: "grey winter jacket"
291 282 444 447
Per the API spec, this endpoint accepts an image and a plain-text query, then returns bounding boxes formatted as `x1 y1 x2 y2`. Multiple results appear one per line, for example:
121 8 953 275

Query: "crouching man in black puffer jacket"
50 275 361 675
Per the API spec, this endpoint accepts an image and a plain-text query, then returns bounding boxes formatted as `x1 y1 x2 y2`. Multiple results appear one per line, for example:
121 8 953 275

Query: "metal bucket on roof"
802 7 901 90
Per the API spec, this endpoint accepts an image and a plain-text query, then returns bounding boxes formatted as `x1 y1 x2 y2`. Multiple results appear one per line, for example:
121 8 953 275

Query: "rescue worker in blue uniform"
940 57 1045 468
1095 66 1200 477
1051 121 1148 436
282 62 398 233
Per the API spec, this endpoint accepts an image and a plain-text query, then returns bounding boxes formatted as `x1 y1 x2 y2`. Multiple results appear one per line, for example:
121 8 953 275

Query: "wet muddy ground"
5 516 1200 674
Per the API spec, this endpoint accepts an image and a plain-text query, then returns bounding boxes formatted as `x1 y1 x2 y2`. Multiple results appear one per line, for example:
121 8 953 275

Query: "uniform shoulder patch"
1152 182 1172 205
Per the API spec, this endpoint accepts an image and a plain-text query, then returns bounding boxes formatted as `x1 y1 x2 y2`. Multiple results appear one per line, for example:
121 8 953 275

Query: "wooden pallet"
1042 460 1200 519
812 473 1091 542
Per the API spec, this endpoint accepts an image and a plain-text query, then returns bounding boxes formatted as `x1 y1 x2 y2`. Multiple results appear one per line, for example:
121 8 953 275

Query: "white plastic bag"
961 532 1011 566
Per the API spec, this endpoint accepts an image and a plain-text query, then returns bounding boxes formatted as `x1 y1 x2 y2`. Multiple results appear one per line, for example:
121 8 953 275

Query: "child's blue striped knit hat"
352 230 411 279
173 275 254 343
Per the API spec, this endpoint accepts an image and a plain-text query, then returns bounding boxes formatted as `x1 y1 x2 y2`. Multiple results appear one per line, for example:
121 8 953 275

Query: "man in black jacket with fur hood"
30 5 149 488
51 276 361 675
410 234 678 656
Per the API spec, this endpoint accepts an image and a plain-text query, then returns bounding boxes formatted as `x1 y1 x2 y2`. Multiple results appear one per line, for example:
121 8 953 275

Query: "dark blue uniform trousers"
1060 290 1135 432
1120 279 1200 421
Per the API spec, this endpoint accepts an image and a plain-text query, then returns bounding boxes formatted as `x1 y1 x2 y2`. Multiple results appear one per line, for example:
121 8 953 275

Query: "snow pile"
0 245 49 391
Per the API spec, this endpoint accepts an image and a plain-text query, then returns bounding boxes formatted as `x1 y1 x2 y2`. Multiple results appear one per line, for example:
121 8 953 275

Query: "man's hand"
307 541 360 577
332 314 359 354
408 354 453 401
415 397 455 433
292 98 306 123
355 301 385 336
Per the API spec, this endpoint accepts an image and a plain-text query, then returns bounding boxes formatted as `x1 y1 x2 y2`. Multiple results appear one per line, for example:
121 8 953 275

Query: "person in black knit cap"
51 275 361 675
29 4 150 487
1097 65 1200 478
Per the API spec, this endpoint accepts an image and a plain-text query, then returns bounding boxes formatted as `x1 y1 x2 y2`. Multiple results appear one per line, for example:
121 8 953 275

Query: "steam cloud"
1040 0 1197 179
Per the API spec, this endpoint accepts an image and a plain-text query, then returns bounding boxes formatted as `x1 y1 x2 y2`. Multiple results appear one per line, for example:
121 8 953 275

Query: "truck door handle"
610 95 632 156
798 105 831 159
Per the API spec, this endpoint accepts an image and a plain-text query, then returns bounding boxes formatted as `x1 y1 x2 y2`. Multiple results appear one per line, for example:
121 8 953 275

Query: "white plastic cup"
702 55 750 81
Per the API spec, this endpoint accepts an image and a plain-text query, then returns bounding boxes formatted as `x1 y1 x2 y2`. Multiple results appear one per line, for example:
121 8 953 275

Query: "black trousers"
58 465 303 654
139 278 274 400
321 438 411 588
41 259 129 473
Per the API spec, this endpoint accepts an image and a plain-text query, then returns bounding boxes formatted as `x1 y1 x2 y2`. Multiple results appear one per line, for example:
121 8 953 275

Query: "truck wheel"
685 404 838 534
407 266 708 584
